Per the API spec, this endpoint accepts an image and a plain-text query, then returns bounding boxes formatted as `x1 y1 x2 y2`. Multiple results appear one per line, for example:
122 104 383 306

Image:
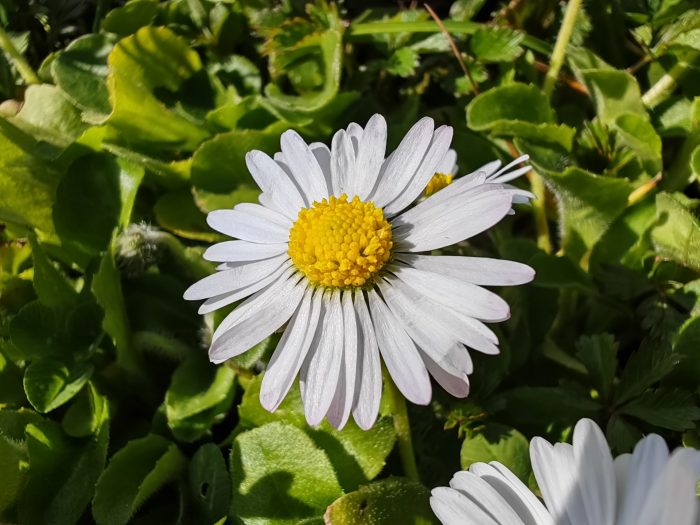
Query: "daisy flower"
184 114 534 430
430 418 700 525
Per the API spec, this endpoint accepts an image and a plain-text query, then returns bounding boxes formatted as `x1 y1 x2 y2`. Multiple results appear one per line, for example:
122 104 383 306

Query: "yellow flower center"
288 194 393 288
424 172 453 197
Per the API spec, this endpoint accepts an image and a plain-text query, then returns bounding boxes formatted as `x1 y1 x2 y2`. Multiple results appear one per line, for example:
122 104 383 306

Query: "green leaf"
28 236 78 309
614 112 663 175
239 374 396 490
11 84 86 150
190 125 285 193
62 382 110 437
231 422 343 525
101 26 210 152
575 334 618 402
467 83 555 131
93 434 186 525
18 418 109 525
189 443 231 524
614 343 680 406
460 424 531 482
386 47 419 77
589 199 657 271
324 478 437 525
154 190 224 242
23 358 92 413
101 0 159 37
92 241 140 373
0 118 61 234
619 389 700 431
165 356 236 442
470 27 524 62
54 154 144 259
9 300 62 358
51 34 115 116
673 317 700 385
534 165 634 261
580 69 646 125
0 409 42 513
651 192 700 272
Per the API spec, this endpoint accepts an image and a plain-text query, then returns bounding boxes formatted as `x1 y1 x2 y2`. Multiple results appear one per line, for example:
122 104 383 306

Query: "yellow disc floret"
288 194 393 288
424 172 453 197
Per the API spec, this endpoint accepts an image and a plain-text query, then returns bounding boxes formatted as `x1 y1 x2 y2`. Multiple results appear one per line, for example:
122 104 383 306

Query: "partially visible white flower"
426 148 534 207
184 114 535 430
430 418 700 525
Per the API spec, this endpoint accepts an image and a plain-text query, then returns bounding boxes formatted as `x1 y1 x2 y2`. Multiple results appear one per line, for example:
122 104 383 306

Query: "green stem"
92 0 111 33
530 171 552 254
642 51 699 109
543 0 583 97
348 21 552 56
384 369 419 481
0 25 40 86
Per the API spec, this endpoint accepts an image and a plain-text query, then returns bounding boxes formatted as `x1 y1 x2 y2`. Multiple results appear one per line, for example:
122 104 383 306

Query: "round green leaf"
189 443 231 524
51 34 115 115
191 127 284 193
9 300 61 359
231 422 343 524
101 0 159 37
154 191 224 242
324 478 437 525
165 356 235 442
467 83 555 131
23 358 93 413
93 434 186 525
460 423 531 482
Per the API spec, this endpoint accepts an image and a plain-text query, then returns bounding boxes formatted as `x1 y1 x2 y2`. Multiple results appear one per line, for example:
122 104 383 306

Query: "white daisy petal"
300 290 344 426
352 292 382 430
198 259 292 314
206 209 289 243
209 276 305 364
184 254 289 300
260 287 322 412
204 240 288 262
367 289 431 405
616 434 669 525
398 254 535 286
346 122 363 151
310 142 333 195
530 440 577 525
245 150 305 218
487 154 530 183
330 129 355 196
392 265 511 322
572 418 616 525
280 130 329 203
370 117 435 207
636 447 700 525
233 202 292 229
435 148 458 176
450 471 528 525
381 274 498 355
470 462 554 525
422 352 470 398
384 124 453 216
431 487 501 525
347 113 387 200
394 188 514 252
326 290 359 429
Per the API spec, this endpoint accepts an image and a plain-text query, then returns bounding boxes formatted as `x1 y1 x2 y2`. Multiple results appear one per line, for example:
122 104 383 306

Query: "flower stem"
384 370 419 481
530 172 553 254
642 51 699 109
0 25 40 86
543 0 583 97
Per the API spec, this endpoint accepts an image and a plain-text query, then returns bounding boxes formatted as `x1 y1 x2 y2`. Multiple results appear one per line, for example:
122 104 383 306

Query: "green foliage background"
0 0 699 523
